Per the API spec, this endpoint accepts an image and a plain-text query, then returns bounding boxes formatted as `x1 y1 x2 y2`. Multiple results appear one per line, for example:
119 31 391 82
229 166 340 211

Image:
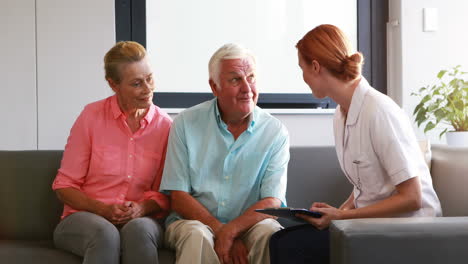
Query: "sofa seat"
0 240 81 264
0 240 175 263
331 217 468 264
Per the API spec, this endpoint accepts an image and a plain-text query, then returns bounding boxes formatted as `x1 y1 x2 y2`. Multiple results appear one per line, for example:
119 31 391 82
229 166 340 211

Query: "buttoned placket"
218 137 234 218
118 115 141 203
215 103 254 220
343 123 362 203
216 121 251 219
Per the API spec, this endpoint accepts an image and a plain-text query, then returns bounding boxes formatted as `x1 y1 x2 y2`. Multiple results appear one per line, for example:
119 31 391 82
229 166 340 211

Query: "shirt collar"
143 103 156 124
213 98 257 133
110 94 156 123
345 77 371 126
111 95 123 119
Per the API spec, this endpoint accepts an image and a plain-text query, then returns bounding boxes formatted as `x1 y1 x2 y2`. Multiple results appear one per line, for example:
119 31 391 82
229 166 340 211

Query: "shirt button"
129 154 133 158
221 201 225 206
127 175 132 179
130 138 134 141
120 194 124 198
224 176 229 180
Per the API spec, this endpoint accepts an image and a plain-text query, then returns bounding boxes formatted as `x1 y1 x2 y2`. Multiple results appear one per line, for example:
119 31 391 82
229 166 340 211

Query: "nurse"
269 24 442 264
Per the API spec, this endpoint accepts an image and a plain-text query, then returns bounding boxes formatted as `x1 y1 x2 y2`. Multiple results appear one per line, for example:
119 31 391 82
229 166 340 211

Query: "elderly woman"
269 24 442 264
52 41 172 264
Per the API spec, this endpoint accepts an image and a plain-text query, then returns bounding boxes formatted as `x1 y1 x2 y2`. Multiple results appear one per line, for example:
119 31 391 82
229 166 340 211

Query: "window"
115 0 387 109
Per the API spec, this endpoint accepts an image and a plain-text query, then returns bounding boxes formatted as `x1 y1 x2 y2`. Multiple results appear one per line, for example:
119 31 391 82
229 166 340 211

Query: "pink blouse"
52 95 172 219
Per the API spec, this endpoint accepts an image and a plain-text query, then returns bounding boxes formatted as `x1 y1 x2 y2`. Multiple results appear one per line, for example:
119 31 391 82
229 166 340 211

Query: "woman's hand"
99 201 148 226
125 201 147 219
99 203 133 225
296 202 343 230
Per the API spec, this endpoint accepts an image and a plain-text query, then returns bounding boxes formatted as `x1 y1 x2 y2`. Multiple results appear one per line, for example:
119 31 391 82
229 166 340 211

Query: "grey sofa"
330 145 468 264
0 145 466 263
0 151 174 264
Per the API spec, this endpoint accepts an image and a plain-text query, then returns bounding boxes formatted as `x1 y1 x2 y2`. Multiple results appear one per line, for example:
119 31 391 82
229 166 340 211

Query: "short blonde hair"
104 41 146 83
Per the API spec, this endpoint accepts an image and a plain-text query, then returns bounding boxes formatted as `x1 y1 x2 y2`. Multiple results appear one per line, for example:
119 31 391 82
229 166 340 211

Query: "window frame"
115 0 387 109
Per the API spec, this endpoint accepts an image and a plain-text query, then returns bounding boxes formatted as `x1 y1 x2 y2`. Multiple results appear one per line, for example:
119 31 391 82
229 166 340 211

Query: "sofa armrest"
330 217 468 264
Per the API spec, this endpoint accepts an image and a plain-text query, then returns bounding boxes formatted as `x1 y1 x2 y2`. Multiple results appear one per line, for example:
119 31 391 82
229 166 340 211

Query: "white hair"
208 43 256 87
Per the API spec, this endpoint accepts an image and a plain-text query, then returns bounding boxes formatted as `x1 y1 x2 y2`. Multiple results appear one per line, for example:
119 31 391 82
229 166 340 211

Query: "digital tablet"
255 207 322 220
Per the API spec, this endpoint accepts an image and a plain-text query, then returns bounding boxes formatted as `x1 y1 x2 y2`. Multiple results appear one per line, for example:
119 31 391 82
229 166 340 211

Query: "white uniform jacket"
333 78 442 217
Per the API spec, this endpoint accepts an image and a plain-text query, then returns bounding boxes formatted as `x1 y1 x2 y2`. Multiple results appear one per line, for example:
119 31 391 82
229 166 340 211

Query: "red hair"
296 24 363 81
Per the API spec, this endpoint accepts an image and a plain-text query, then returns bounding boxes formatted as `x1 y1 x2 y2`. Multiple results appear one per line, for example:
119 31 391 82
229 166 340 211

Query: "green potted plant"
412 65 468 146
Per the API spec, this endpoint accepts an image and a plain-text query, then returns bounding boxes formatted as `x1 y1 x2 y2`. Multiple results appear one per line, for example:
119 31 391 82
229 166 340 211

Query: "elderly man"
160 43 290 264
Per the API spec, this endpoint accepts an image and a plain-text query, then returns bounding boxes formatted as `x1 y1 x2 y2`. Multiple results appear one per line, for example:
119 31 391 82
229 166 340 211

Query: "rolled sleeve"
52 171 83 191
144 191 170 218
160 116 191 194
52 108 91 191
144 141 171 218
260 126 290 206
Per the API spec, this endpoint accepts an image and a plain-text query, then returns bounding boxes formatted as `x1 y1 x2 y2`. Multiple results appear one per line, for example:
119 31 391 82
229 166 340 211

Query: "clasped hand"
101 201 145 226
214 224 249 264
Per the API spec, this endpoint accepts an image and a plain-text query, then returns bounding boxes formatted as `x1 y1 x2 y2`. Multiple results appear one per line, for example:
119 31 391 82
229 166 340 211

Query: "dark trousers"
269 224 329 264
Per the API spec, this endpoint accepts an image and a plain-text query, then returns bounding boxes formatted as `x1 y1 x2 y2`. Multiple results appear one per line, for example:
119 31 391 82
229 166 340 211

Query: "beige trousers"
165 218 282 264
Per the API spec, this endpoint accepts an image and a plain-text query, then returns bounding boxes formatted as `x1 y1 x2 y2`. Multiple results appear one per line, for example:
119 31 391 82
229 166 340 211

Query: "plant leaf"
438 70 447 79
424 121 436 133
415 109 427 127
413 102 424 115
454 100 464 111
439 128 448 138
449 78 458 87
434 108 446 123
421 94 431 104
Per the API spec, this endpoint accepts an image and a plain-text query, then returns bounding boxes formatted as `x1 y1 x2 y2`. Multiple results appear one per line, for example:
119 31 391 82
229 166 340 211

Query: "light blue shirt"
160 98 289 226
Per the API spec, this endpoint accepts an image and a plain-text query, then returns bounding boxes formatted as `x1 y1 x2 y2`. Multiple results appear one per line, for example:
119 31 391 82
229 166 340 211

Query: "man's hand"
230 239 248 264
296 202 343 230
214 234 234 263
214 224 239 264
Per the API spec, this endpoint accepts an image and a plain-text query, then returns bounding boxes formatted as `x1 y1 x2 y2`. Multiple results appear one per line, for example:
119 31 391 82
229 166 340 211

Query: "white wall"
36 0 115 149
1 0 334 150
388 0 468 144
0 0 37 150
0 0 115 150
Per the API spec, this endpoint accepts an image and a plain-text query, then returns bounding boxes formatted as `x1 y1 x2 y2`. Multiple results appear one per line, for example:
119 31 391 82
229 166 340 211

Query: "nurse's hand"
296 202 343 230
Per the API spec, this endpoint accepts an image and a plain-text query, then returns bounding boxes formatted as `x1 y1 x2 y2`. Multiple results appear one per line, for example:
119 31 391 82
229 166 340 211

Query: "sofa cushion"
418 140 432 170
431 145 468 216
330 217 468 264
159 249 176 263
0 151 64 240
0 240 81 264
286 147 351 209
0 239 176 264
